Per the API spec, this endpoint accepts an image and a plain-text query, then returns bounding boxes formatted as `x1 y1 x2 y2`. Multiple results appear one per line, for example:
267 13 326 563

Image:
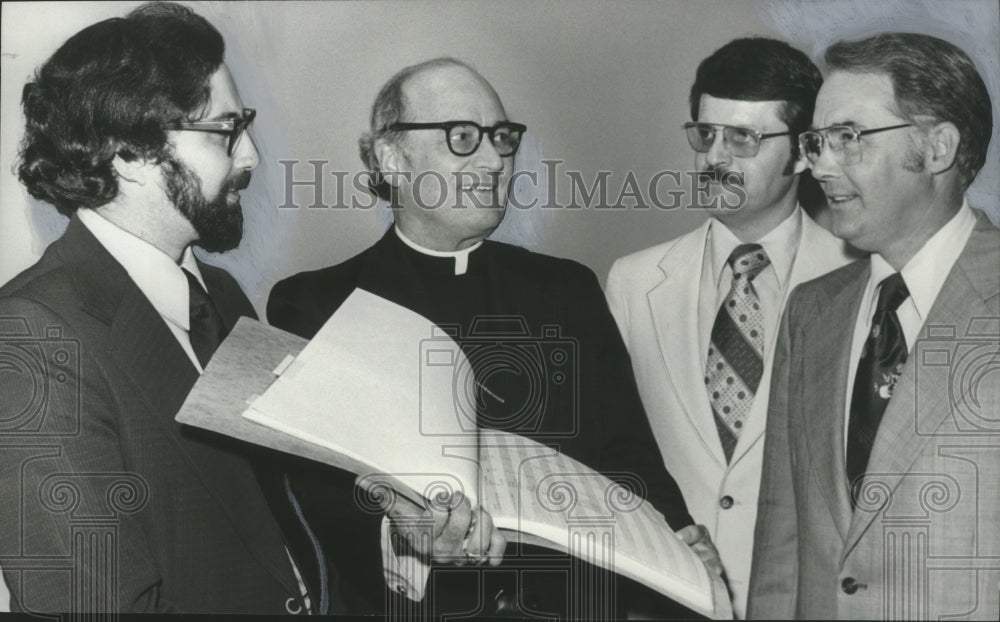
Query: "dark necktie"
183 270 330 612
847 272 910 506
184 269 225 369
705 244 770 462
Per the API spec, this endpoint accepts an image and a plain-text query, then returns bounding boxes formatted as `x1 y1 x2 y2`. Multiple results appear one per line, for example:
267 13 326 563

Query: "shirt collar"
707 205 803 290
394 225 483 276
77 208 204 331
871 199 977 322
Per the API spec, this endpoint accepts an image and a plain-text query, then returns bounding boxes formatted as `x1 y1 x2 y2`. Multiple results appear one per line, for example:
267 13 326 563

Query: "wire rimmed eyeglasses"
683 122 792 158
798 123 913 165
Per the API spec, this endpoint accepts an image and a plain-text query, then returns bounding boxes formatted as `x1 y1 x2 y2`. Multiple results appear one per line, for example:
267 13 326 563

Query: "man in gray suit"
749 32 999 619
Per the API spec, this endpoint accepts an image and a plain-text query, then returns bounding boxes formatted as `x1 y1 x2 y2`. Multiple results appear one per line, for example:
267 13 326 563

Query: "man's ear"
792 152 809 175
111 151 153 186
375 138 406 188
924 121 960 176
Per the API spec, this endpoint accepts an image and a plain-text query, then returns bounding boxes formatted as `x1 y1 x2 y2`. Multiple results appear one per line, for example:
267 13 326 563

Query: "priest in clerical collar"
267 56 723 619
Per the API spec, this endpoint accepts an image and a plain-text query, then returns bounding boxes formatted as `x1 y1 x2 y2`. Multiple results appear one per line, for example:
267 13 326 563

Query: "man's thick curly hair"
17 2 225 216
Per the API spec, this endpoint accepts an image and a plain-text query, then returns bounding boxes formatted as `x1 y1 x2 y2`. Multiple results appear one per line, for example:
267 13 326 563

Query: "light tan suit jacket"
748 212 1000 619
606 210 854 616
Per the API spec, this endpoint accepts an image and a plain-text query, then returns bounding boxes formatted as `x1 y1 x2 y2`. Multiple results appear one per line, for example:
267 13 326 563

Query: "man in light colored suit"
606 37 855 617
748 32 999 619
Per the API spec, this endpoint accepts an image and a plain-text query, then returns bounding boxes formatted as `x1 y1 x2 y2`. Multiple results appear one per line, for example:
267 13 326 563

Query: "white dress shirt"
843 201 977 455
78 208 208 369
77 208 313 610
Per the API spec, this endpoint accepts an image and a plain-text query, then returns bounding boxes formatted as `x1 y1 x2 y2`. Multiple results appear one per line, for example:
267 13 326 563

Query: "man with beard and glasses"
605 37 856 618
267 57 720 619
0 3 488 614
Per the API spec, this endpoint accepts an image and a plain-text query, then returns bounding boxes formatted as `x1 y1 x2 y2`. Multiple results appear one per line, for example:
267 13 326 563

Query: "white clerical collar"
78 207 204 331
394 226 483 276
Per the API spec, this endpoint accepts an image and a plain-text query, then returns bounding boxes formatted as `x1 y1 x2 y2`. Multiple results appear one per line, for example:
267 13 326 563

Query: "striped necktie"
704 244 770 462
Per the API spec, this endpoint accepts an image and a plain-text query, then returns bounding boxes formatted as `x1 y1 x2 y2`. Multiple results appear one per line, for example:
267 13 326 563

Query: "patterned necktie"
705 244 770 462
847 272 910 506
184 269 225 369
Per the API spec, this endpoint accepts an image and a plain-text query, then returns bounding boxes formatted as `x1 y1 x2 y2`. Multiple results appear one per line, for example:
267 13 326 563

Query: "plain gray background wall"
2 0 998 318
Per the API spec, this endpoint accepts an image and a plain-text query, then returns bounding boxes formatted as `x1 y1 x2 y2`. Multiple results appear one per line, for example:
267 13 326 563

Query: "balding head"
359 58 505 202
360 58 521 252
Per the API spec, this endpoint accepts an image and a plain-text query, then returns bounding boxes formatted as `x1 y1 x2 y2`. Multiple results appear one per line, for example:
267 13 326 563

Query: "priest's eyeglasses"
164 108 257 157
389 121 527 157
798 123 913 166
683 122 792 158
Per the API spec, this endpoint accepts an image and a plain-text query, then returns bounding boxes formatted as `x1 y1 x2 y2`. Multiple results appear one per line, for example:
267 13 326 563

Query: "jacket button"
841 577 860 595
285 596 303 614
720 495 734 509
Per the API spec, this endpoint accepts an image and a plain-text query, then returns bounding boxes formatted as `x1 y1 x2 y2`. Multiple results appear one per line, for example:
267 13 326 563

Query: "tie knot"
728 244 770 280
876 272 909 313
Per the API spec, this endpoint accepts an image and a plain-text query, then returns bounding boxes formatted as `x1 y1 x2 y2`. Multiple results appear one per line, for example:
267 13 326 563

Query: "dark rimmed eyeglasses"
164 107 256 157
798 123 913 166
388 120 527 157
683 122 792 158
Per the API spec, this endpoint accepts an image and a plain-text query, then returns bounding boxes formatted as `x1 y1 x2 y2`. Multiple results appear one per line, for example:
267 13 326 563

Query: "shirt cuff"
381 515 430 601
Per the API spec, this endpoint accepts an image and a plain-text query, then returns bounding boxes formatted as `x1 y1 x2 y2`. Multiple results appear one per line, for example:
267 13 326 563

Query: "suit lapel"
804 262 869 542
844 218 999 556
61 219 298 595
648 221 727 466
730 212 852 465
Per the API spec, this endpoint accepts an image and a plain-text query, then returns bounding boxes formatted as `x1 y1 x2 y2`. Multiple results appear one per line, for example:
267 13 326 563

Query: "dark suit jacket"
268 229 695 616
0 216 323 614
748 212 1000 619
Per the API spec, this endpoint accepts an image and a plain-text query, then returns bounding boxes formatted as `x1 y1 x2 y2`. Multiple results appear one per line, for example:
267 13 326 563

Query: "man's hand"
361 478 506 567
676 524 724 579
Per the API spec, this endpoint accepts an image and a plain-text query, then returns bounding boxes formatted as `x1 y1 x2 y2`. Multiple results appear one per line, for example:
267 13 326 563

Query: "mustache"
697 166 744 186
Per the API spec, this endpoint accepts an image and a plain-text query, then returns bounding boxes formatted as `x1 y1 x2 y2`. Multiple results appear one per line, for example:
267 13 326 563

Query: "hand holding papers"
677 524 725 580
176 289 732 619
358 484 506 567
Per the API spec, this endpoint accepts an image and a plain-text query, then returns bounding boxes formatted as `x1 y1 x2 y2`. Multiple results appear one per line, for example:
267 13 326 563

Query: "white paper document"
233 288 727 618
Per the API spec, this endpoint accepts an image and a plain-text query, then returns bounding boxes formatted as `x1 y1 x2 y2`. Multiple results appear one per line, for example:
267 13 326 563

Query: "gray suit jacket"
748 211 1000 619
0 217 306 613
